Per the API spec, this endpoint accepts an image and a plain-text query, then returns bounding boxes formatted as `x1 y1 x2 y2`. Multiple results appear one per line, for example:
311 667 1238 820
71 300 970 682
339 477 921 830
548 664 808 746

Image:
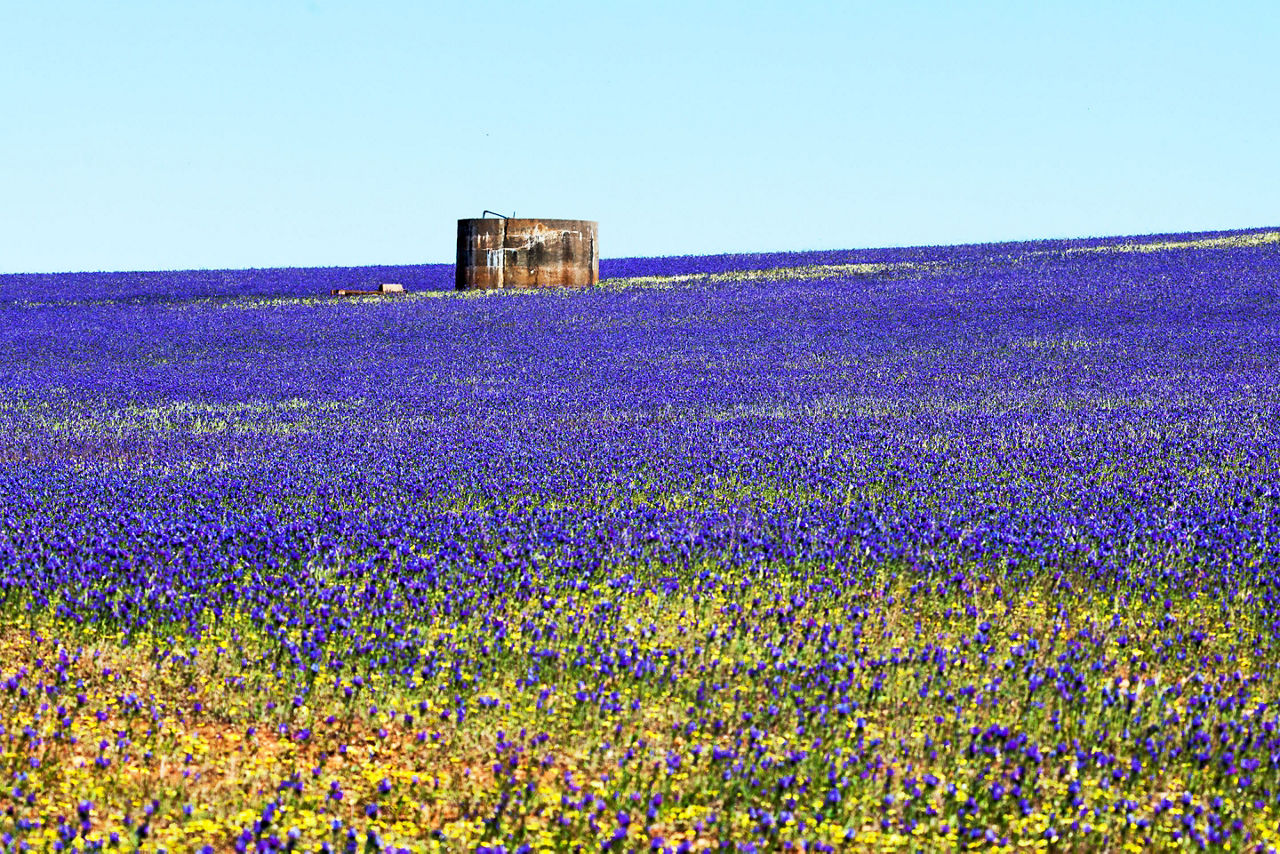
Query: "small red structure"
331 283 406 297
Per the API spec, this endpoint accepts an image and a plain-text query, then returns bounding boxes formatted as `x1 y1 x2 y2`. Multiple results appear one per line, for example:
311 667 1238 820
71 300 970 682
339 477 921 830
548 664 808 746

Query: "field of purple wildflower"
1 228 1279 852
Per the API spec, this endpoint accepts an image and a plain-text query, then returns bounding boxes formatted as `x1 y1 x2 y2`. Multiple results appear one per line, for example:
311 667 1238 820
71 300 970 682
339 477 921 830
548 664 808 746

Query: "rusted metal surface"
456 218 599 290
456 218 508 290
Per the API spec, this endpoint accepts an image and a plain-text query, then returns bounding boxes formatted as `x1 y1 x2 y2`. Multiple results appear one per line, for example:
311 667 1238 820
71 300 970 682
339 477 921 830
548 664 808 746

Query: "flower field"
2 228 1280 852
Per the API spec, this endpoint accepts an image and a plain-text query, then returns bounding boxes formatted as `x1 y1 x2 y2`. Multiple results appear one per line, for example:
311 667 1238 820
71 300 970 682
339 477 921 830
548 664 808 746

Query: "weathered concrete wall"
456 218 598 290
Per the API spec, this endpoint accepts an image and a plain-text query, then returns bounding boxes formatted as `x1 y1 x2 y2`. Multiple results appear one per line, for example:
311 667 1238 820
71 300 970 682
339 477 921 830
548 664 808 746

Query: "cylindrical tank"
456 218 598 290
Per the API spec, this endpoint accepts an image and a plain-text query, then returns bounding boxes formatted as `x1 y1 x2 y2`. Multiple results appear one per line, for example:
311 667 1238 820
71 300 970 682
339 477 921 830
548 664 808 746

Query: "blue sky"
2 1 1276 273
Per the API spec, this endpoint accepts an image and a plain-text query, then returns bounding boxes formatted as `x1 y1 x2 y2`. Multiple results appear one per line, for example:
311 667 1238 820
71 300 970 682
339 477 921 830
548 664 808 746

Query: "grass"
2 556 1277 851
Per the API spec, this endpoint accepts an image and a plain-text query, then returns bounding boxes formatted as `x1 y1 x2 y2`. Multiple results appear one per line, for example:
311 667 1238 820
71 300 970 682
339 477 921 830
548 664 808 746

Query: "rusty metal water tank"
456 216 599 290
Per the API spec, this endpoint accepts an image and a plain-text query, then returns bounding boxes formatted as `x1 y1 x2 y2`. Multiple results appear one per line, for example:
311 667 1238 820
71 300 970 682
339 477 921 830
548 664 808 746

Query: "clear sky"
2 1 1277 274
